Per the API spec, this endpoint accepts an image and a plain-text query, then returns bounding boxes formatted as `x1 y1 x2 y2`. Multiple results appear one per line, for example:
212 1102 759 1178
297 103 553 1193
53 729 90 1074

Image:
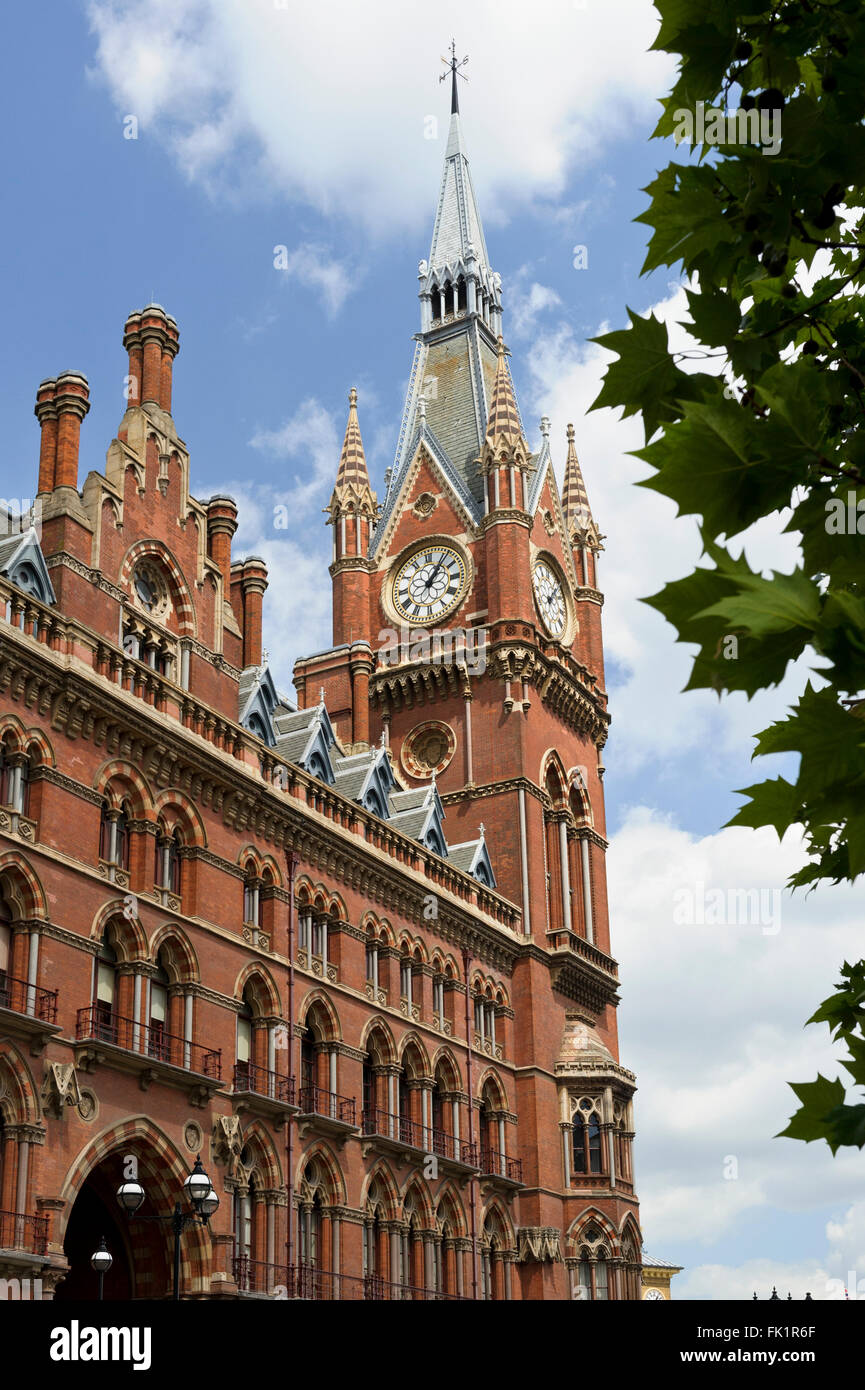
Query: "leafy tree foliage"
592 0 865 1150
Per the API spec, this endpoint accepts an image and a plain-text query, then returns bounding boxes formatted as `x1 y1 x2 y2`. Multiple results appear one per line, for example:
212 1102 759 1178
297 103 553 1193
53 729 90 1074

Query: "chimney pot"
52 371 90 491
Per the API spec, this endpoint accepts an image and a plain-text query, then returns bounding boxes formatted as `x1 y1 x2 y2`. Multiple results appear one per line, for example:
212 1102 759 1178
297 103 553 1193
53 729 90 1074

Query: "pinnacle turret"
562 423 600 549
328 387 377 521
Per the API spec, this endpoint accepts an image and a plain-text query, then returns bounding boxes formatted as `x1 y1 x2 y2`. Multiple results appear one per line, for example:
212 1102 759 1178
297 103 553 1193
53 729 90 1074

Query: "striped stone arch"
431 1045 462 1091
22 727 55 767
476 1067 507 1108
360 1016 397 1066
238 844 263 874
326 890 347 919
399 1031 431 1078
295 1141 346 1206
260 855 282 888
90 898 148 961
435 1183 468 1239
93 760 155 818
239 1121 283 1190
148 922 199 983
540 748 569 806
619 1212 642 1252
297 989 341 1041
153 789 206 848
118 539 197 637
295 875 318 907
567 764 594 828
0 714 26 753
401 1174 436 1230
59 1116 211 1294
0 853 47 920
361 1161 400 1220
567 1206 619 1254
234 962 281 1016
377 917 396 947
0 1042 41 1124
480 1196 516 1250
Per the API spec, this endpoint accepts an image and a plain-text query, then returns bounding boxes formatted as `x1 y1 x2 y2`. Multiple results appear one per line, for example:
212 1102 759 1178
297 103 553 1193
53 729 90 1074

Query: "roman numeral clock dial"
532 560 567 638
391 545 467 624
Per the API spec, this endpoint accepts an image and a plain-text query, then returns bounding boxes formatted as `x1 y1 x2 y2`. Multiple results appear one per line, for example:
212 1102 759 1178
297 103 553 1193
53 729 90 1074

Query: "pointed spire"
328 387 377 520
562 422 599 546
484 337 527 455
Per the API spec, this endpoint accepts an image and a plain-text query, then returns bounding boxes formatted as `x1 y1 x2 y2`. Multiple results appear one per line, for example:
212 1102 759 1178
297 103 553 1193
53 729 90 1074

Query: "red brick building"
0 78 641 1302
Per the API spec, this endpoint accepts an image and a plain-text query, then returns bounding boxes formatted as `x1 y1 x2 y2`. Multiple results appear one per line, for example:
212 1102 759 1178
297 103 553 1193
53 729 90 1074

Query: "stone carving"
41 1062 82 1119
517 1227 562 1263
212 1115 244 1174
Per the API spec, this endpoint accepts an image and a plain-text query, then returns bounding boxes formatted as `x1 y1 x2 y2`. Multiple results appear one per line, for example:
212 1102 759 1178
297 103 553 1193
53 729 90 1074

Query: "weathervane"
440 39 468 115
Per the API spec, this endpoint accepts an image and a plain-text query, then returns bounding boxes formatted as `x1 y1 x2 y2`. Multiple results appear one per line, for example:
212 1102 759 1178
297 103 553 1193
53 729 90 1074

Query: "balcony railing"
429 1128 479 1168
362 1106 423 1148
0 971 58 1023
361 1108 477 1166
479 1148 523 1182
233 1061 295 1105
232 1258 468 1301
75 1006 221 1079
297 1083 356 1125
0 1209 49 1255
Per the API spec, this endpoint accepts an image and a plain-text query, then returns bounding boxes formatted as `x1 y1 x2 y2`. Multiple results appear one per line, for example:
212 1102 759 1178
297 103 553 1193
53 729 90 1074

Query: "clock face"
644 1288 665 1301
391 545 467 624
532 560 567 638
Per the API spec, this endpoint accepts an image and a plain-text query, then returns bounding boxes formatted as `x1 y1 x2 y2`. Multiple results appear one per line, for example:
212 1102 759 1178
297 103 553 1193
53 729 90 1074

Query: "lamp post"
90 1237 113 1301
116 1155 219 1300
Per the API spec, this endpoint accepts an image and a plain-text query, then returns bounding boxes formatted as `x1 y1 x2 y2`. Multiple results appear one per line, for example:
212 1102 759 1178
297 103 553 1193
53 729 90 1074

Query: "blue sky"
3 0 863 1299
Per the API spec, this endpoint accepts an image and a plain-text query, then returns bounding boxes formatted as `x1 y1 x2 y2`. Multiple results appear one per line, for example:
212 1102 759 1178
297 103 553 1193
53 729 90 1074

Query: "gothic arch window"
147 950 171 1061
572 1097 604 1176
99 798 131 871
93 928 118 1040
242 861 261 927
0 737 30 815
155 818 183 896
575 1226 611 1301
481 1207 510 1301
236 985 255 1088
0 894 11 998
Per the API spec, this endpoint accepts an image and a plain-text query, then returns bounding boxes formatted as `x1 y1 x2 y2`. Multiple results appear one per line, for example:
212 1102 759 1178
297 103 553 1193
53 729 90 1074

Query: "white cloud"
249 396 341 515
519 283 809 777
508 271 562 338
608 806 865 1294
86 0 672 236
275 243 356 318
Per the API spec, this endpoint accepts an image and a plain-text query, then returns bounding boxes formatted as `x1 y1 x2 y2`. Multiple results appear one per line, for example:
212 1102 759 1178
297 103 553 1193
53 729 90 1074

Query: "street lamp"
90 1237 113 1301
116 1155 219 1300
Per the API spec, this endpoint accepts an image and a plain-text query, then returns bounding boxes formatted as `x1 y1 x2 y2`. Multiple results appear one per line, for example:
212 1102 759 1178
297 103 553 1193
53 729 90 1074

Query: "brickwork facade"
0 87 641 1302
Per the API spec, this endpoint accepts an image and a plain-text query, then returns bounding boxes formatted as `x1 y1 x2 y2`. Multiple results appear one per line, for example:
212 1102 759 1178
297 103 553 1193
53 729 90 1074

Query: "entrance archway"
56 1121 211 1301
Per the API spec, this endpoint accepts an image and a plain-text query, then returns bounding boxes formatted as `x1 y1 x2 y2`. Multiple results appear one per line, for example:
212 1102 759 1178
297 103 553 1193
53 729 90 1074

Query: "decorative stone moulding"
401 720 456 779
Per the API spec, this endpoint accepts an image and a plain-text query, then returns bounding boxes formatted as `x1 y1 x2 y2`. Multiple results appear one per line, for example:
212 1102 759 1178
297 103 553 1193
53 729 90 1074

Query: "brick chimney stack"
35 372 90 493
206 496 238 594
122 305 179 413
241 557 268 669
35 379 58 495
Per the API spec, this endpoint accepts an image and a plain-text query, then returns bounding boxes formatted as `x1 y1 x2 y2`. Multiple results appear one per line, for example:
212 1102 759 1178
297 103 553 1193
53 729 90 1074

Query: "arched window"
432 968 445 1021
148 951 171 1061
572 1098 604 1175
400 948 412 1004
99 799 130 870
243 865 261 927
364 1180 390 1287
576 1229 611 1300
236 987 254 1088
94 929 118 1040
0 895 11 1001
155 820 182 895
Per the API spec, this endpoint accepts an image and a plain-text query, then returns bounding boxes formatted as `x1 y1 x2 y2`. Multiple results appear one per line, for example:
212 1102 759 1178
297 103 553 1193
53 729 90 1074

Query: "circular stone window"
401 721 456 779
132 560 170 621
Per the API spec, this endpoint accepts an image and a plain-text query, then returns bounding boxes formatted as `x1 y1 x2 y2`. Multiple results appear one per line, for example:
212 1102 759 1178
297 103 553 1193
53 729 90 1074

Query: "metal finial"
440 39 469 115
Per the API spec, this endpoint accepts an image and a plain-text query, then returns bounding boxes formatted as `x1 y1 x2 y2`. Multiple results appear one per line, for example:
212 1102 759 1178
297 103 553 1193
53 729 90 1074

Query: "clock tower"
294 62 641 1293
